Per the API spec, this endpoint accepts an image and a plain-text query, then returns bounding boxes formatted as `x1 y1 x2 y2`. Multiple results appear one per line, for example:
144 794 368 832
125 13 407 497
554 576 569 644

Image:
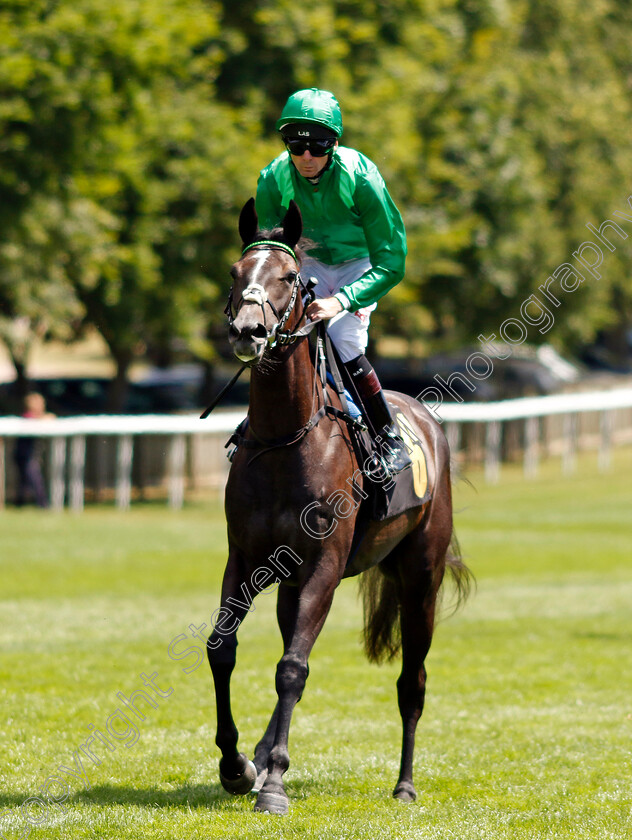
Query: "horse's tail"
359 566 401 664
359 531 473 665
442 531 474 618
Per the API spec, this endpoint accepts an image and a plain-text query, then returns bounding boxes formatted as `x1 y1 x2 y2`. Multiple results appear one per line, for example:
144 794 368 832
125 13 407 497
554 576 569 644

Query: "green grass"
1 449 632 839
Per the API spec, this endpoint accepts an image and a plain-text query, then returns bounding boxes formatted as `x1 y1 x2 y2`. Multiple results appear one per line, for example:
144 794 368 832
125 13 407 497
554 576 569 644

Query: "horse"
206 197 471 815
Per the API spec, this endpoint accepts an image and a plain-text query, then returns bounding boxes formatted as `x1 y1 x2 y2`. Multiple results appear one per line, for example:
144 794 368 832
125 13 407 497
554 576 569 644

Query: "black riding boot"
343 355 412 476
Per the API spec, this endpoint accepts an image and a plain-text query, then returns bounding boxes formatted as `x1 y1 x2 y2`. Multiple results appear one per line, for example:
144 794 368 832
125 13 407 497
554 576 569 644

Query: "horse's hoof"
393 781 417 802
219 754 257 795
252 767 268 793
254 789 289 815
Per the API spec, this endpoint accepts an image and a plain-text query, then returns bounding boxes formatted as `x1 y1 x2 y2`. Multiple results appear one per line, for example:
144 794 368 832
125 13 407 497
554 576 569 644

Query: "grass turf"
1 448 631 839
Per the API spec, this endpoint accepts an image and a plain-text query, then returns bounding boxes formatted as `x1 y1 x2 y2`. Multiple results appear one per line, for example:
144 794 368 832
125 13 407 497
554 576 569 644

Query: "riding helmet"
276 88 343 138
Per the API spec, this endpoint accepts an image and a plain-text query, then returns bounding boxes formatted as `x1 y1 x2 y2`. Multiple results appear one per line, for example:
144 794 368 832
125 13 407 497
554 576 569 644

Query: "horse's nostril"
251 324 268 340
230 322 268 343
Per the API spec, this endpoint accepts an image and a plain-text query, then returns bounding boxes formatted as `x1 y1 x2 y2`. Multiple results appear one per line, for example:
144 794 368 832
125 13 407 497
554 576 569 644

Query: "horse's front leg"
207 551 257 796
252 583 300 791
255 567 338 815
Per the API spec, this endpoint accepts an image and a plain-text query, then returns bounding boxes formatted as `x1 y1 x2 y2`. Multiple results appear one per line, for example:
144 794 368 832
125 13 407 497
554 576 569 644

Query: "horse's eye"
284 271 297 283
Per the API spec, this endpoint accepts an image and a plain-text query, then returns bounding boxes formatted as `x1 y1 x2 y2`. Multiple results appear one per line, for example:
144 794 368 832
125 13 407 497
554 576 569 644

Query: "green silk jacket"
255 146 407 311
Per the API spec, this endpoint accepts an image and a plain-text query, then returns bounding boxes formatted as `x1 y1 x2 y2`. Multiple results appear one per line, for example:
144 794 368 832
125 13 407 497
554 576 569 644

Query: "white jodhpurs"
301 256 376 363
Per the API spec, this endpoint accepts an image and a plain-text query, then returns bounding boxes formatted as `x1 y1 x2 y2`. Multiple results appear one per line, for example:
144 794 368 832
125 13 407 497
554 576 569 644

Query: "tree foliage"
213 0 632 357
0 0 267 405
2 0 632 402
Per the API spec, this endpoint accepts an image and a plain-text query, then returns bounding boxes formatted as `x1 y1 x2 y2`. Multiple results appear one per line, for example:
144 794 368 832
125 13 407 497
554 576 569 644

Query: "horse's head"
227 198 304 364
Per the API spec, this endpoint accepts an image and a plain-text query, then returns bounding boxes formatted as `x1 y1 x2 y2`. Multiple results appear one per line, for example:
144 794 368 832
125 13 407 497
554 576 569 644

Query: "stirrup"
378 429 412 476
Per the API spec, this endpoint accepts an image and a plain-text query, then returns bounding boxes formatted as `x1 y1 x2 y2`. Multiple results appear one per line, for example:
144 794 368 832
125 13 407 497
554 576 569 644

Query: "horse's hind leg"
393 528 448 802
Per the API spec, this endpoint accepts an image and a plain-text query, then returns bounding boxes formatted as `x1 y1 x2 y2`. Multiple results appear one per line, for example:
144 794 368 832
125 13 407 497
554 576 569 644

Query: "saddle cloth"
343 407 432 573
348 407 431 522
371 408 431 520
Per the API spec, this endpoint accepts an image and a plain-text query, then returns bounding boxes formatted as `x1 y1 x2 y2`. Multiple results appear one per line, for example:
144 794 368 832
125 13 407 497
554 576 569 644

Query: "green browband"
241 240 298 262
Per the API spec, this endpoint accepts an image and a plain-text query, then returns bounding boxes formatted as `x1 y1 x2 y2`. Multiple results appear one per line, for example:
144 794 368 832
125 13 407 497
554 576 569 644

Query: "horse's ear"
239 198 259 246
282 200 302 249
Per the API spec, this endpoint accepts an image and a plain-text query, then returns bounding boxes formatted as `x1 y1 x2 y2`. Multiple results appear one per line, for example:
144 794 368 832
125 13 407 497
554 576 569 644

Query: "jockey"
255 88 411 475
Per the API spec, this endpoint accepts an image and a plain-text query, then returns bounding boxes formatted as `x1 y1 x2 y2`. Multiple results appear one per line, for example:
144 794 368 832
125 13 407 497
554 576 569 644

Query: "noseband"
224 240 310 349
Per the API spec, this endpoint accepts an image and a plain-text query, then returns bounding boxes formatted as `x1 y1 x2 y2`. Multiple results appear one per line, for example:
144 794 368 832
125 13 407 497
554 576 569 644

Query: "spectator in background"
14 392 54 508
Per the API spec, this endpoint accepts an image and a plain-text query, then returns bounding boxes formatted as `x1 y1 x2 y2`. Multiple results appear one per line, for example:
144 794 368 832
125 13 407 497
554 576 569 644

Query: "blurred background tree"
1 0 631 406
0 0 269 407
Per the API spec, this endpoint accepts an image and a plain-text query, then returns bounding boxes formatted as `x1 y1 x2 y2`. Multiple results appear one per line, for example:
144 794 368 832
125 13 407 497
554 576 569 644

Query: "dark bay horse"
207 198 471 814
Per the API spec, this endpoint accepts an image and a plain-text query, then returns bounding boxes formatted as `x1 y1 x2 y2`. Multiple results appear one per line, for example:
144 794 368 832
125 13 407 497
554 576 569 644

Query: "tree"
2 0 632 400
0 0 272 407
212 0 632 359
0 194 109 401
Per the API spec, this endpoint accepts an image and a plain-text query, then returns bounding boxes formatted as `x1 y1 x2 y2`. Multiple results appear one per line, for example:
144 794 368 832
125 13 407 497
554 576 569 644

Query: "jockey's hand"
305 296 344 322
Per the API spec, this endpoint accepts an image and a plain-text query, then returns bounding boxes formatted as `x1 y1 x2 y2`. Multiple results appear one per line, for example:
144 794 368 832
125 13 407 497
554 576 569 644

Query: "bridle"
201 239 315 420
224 240 315 350
206 238 365 448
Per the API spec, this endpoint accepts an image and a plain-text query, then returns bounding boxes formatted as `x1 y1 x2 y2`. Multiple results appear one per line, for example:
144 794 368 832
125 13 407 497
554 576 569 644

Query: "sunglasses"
283 137 336 157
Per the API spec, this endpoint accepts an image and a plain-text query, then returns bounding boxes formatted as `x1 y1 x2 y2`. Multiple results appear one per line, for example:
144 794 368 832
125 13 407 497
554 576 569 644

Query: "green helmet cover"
276 88 343 138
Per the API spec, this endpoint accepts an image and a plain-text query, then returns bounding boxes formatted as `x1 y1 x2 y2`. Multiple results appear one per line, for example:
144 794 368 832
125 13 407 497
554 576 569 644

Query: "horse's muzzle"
228 322 268 363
